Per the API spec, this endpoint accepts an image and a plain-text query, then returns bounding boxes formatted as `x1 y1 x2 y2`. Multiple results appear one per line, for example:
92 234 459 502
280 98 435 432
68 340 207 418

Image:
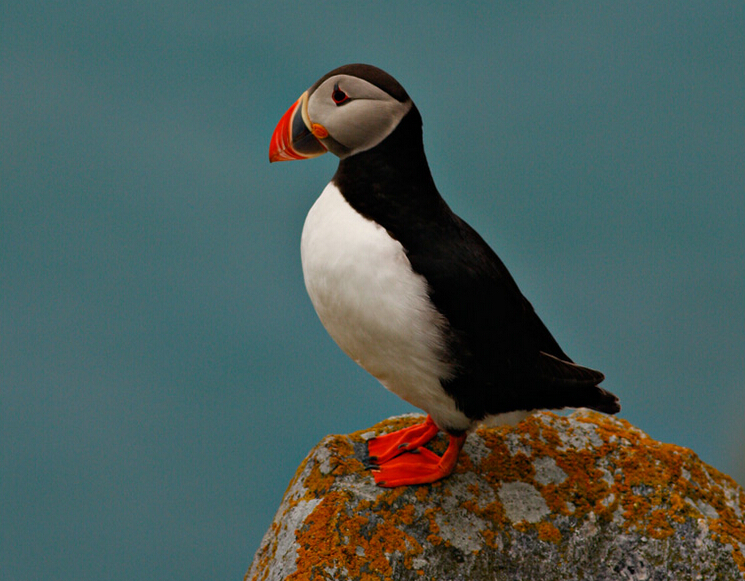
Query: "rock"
246 411 745 580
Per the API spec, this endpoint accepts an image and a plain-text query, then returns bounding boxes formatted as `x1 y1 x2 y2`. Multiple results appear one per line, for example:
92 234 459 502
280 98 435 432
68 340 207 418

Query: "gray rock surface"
246 411 745 580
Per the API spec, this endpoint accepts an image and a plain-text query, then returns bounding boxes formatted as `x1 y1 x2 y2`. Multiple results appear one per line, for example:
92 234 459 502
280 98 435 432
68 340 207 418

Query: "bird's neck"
333 106 449 230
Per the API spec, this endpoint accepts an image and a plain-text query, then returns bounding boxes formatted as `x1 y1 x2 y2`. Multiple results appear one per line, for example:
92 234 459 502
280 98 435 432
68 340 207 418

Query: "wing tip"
588 387 621 415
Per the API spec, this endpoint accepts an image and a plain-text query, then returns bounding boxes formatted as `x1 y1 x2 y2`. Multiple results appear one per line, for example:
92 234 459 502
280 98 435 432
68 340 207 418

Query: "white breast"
300 182 469 430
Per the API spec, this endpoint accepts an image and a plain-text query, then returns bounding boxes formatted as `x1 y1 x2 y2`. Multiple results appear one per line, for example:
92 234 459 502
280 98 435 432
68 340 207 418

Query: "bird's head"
269 64 413 162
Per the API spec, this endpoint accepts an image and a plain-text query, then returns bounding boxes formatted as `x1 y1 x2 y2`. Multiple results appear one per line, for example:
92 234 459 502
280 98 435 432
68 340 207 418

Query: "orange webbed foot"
366 415 440 465
367 417 467 487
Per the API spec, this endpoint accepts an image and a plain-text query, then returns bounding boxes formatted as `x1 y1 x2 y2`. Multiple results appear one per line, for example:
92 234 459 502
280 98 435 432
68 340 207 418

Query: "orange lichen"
539 483 569 515
423 507 442 546
287 487 425 581
645 509 675 539
477 435 534 484
480 528 502 550
537 521 562 544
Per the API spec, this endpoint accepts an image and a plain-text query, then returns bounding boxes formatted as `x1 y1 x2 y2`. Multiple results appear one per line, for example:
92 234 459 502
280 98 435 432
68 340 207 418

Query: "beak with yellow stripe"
269 91 328 162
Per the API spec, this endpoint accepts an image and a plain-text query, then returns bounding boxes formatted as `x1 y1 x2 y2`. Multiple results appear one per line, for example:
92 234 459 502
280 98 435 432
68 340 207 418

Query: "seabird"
269 64 620 487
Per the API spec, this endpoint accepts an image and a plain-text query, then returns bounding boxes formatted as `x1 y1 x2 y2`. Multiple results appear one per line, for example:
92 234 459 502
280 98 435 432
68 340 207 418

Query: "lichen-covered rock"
246 411 745 581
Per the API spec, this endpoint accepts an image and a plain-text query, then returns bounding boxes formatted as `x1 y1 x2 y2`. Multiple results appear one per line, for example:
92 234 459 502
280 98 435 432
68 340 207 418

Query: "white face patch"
307 75 412 158
300 183 470 431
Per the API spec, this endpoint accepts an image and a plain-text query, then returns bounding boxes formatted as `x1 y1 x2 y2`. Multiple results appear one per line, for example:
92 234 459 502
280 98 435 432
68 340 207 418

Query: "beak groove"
269 92 328 162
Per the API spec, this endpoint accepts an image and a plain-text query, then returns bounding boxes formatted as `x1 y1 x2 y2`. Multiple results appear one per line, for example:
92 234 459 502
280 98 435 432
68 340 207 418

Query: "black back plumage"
333 103 620 426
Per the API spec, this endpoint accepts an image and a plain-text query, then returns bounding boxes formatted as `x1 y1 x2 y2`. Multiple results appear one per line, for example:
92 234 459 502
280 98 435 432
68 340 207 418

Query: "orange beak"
269 91 328 162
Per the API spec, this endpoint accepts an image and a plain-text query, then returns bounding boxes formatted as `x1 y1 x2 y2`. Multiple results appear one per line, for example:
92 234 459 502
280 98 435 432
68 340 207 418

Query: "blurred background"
2 1 743 580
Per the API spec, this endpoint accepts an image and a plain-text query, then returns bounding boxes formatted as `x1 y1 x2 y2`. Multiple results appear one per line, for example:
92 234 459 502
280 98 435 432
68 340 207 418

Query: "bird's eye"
332 83 350 105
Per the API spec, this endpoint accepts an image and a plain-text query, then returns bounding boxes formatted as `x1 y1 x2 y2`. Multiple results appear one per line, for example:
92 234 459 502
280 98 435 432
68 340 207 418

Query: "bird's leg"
366 415 440 465
371 432 467 488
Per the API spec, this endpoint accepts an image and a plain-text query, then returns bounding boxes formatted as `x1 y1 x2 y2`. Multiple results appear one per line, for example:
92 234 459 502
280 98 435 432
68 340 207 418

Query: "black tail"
536 351 621 414
566 384 621 414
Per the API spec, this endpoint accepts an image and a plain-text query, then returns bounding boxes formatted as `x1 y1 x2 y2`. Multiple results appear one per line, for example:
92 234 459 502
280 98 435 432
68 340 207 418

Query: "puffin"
269 64 620 487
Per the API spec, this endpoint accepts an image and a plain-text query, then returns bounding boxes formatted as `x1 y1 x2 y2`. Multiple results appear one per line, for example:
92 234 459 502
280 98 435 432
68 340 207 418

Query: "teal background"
2 2 743 580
